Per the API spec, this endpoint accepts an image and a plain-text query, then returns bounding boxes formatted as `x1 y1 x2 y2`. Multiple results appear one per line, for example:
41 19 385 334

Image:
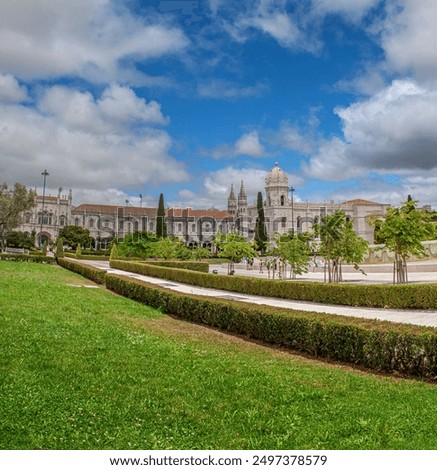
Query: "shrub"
110 260 437 309
0 253 56 264
57 258 106 284
104 273 437 380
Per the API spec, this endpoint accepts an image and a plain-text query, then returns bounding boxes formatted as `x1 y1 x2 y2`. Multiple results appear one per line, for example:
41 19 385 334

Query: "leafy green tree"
5 231 35 249
190 246 212 260
254 191 268 253
215 231 257 274
272 232 313 279
58 225 92 250
314 211 369 283
0 183 36 246
156 193 167 239
150 237 191 260
371 198 436 284
117 231 158 258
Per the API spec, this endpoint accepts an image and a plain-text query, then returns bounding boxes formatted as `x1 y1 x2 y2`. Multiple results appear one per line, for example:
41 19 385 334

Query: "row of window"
25 213 67 226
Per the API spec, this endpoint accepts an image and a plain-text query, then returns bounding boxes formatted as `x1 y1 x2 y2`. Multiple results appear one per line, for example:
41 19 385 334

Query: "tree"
156 193 167 239
254 192 268 253
0 183 36 246
58 225 92 250
272 232 313 279
314 211 369 283
371 198 436 284
150 237 191 260
5 231 35 249
56 237 64 259
117 231 158 258
215 231 257 274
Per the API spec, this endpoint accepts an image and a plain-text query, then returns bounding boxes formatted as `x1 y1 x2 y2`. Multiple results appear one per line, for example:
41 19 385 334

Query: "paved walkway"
77 260 437 328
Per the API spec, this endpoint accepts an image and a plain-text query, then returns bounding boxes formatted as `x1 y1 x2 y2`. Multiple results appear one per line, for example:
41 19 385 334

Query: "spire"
237 180 247 215
239 180 247 198
227 184 237 215
229 184 236 200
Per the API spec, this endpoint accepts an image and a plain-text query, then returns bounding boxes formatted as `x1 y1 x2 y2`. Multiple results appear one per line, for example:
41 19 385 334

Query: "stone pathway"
76 259 437 328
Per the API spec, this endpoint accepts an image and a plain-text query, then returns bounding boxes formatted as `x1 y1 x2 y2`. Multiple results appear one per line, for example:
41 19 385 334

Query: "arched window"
178 223 182 232
280 195 285 206
25 213 31 224
192 224 196 233
59 215 66 226
89 218 94 228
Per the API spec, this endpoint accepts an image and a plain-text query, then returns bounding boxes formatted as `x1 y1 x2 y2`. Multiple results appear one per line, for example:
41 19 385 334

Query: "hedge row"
0 253 56 264
57 258 106 284
105 273 437 380
57 258 437 379
64 254 110 261
110 259 437 310
138 260 209 273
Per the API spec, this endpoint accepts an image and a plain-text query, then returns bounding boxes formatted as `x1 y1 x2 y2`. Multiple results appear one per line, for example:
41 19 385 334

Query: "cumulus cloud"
234 132 265 157
204 131 266 159
304 79 437 181
0 0 189 84
0 84 188 194
0 74 29 103
381 0 437 83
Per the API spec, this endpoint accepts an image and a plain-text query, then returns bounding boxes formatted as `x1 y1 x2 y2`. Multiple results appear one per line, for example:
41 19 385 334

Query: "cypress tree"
156 193 167 239
254 191 267 252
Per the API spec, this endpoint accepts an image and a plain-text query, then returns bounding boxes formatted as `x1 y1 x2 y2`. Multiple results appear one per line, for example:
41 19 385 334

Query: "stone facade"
17 163 389 247
228 163 390 243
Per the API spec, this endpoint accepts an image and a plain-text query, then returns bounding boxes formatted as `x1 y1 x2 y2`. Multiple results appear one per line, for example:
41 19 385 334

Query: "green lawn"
1 261 436 450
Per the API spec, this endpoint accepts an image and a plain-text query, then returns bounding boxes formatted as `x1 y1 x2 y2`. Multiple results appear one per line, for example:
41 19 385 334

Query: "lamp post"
40 170 49 247
288 186 295 236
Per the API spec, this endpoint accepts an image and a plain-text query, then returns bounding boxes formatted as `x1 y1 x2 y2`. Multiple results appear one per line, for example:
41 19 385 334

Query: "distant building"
228 163 390 243
17 163 389 247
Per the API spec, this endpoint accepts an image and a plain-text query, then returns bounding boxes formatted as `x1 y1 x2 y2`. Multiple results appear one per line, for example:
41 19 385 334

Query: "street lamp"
40 170 49 247
288 186 295 236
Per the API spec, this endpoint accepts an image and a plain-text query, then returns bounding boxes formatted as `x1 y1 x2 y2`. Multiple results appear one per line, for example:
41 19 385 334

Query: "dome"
265 162 288 186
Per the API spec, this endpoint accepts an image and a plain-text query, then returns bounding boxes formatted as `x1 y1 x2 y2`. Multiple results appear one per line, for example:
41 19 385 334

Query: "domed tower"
227 184 237 215
265 162 289 207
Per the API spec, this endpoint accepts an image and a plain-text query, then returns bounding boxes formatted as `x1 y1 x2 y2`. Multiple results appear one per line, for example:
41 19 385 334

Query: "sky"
0 0 436 210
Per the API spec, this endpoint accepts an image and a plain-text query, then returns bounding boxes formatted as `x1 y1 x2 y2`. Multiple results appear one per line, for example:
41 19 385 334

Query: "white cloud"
0 74 29 103
304 79 437 183
311 0 381 22
241 10 301 49
234 132 265 157
203 131 266 159
0 0 189 84
381 0 437 83
0 84 188 193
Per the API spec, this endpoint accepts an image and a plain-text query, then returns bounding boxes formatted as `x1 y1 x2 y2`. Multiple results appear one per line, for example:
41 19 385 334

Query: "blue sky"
1 0 436 209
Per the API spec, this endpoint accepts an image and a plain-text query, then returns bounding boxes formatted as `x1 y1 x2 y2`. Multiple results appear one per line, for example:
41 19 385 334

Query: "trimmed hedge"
138 260 209 273
0 253 56 264
105 273 437 380
110 259 437 310
57 258 106 284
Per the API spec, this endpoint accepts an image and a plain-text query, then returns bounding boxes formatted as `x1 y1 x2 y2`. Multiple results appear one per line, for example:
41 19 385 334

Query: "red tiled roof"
73 204 157 217
341 199 381 206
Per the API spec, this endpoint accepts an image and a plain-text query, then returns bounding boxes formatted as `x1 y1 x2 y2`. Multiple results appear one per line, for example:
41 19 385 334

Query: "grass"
1 261 437 450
